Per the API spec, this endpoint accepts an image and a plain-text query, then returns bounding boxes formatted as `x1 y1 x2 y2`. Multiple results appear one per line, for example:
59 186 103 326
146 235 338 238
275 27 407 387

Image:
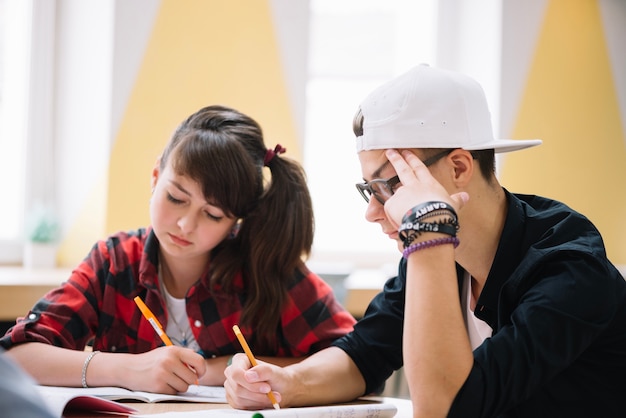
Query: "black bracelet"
399 221 458 240
399 220 458 248
413 209 457 223
402 201 458 224
399 202 460 248
402 230 423 248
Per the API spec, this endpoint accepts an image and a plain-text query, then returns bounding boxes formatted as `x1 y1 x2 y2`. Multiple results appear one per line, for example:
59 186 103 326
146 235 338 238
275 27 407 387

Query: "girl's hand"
122 346 206 394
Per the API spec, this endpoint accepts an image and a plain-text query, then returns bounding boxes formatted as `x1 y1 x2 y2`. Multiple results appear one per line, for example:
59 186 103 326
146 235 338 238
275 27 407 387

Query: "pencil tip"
273 403 280 410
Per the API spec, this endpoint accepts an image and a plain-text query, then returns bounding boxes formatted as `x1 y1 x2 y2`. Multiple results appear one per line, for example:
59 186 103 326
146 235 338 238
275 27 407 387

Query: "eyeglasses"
355 149 455 204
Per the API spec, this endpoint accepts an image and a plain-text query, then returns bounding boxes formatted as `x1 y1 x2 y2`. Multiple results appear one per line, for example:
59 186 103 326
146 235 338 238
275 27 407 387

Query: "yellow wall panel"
56 174 107 267
106 0 299 234
500 0 626 264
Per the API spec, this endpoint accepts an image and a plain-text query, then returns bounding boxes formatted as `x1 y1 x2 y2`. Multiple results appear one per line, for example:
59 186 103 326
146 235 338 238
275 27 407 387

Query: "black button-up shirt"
334 189 626 417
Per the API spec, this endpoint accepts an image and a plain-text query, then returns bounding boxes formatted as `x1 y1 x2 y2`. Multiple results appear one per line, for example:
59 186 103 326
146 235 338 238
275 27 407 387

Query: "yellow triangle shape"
500 0 626 264
105 0 298 234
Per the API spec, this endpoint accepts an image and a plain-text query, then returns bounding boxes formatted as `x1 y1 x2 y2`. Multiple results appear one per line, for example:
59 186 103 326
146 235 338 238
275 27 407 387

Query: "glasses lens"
356 176 400 204
370 180 393 203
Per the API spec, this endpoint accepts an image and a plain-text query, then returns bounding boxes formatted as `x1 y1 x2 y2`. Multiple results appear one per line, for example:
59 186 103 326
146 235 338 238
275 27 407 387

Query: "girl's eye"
205 211 223 221
166 193 184 204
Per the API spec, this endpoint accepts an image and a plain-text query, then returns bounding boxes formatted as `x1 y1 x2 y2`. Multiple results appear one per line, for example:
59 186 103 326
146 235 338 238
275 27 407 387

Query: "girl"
1 105 355 394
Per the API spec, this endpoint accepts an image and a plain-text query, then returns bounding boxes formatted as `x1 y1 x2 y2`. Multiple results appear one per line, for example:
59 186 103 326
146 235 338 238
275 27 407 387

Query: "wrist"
82 350 100 388
398 201 459 250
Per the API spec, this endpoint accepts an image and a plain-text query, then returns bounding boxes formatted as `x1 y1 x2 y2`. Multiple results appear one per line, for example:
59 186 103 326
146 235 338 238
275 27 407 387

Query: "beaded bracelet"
81 350 101 388
402 236 459 259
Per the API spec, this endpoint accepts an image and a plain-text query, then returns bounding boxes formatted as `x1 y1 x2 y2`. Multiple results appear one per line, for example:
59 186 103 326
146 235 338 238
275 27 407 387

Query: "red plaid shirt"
1 228 355 357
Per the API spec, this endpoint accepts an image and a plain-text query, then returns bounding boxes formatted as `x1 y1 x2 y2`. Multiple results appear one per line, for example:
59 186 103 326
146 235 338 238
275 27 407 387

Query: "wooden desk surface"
0 267 70 321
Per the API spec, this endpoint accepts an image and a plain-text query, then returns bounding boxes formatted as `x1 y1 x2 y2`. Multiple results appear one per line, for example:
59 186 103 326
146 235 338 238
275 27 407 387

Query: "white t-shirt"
461 271 493 350
161 285 200 352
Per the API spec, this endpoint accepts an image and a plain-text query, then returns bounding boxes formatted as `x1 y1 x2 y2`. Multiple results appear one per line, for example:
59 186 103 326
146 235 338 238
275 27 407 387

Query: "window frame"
0 0 56 264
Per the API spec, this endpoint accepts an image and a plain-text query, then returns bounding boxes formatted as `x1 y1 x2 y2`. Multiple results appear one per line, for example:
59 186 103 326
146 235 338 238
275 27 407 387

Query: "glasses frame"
355 149 455 204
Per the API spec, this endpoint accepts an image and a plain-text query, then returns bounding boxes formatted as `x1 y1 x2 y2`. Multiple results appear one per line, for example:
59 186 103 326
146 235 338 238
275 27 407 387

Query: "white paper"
133 402 398 418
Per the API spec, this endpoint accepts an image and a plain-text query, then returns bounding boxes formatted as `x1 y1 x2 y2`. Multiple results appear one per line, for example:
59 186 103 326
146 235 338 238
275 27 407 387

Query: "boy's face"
357 149 404 247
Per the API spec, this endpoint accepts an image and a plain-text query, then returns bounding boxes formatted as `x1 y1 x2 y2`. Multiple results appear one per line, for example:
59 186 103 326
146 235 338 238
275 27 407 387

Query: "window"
0 0 55 264
305 0 438 270
0 0 30 262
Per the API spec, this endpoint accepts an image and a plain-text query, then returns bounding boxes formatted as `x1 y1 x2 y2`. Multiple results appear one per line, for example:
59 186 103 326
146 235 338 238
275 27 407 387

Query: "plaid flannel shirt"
1 228 355 357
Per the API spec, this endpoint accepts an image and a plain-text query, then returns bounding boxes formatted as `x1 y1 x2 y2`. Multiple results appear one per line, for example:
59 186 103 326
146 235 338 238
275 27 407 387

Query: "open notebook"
36 384 226 416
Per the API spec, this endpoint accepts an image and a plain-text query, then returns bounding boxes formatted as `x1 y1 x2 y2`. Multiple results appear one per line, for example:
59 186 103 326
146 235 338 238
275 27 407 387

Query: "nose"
177 211 197 234
364 197 385 224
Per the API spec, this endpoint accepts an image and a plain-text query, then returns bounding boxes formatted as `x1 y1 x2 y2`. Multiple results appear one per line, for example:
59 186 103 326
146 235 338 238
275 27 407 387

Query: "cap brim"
461 139 542 153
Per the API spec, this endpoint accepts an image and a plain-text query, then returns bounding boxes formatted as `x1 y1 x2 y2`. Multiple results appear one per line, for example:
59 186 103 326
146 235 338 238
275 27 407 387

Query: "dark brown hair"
160 105 314 352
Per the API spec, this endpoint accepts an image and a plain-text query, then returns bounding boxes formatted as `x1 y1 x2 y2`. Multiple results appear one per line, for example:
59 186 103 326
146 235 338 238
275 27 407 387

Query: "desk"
95 397 413 417
343 269 392 318
0 267 70 321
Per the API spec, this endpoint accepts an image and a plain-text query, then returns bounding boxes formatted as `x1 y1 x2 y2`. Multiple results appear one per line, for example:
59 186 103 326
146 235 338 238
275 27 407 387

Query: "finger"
155 349 198 389
224 370 279 410
384 149 411 180
226 356 266 394
226 386 275 410
401 149 427 165
180 350 206 377
167 362 198 392
385 149 429 185
232 352 252 368
167 376 190 394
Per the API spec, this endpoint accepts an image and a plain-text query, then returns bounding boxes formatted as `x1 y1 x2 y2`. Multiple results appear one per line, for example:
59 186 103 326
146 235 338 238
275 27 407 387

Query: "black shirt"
334 190 626 417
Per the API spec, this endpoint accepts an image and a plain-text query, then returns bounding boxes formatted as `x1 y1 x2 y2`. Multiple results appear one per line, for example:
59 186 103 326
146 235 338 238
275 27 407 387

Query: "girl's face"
150 160 237 262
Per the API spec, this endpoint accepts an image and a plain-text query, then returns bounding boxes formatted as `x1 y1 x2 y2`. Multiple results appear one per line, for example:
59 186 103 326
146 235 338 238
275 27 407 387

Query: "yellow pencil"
232 325 280 410
134 296 198 384
134 296 174 346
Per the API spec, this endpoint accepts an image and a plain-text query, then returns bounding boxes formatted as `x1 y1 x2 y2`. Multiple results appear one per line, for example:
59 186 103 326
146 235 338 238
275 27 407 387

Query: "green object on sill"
26 207 59 243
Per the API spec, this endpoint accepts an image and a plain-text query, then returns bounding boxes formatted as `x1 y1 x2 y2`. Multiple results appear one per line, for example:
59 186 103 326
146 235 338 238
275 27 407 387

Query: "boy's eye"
166 193 184 204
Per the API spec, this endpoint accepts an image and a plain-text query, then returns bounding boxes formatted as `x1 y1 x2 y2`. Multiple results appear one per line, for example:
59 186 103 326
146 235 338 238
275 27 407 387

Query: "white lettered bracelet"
81 350 101 388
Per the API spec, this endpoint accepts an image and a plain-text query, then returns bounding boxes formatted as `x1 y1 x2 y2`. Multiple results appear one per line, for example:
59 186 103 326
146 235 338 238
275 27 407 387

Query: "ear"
448 149 474 187
151 156 162 191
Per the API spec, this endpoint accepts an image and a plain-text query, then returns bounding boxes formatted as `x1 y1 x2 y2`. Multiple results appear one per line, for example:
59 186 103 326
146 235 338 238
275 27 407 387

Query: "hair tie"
264 144 286 166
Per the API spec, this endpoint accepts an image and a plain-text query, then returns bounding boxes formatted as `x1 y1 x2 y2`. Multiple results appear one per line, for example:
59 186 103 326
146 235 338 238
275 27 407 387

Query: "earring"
228 219 243 239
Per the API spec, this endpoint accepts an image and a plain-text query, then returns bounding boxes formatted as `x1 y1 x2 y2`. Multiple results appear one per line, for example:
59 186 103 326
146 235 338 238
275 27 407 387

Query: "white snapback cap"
356 64 542 153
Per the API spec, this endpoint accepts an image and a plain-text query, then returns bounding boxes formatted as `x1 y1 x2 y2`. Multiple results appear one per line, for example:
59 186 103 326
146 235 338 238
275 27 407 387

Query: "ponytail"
237 151 314 351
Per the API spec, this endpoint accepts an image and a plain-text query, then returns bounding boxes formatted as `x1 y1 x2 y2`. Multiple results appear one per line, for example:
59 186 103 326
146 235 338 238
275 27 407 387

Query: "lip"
169 233 192 247
385 230 399 240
